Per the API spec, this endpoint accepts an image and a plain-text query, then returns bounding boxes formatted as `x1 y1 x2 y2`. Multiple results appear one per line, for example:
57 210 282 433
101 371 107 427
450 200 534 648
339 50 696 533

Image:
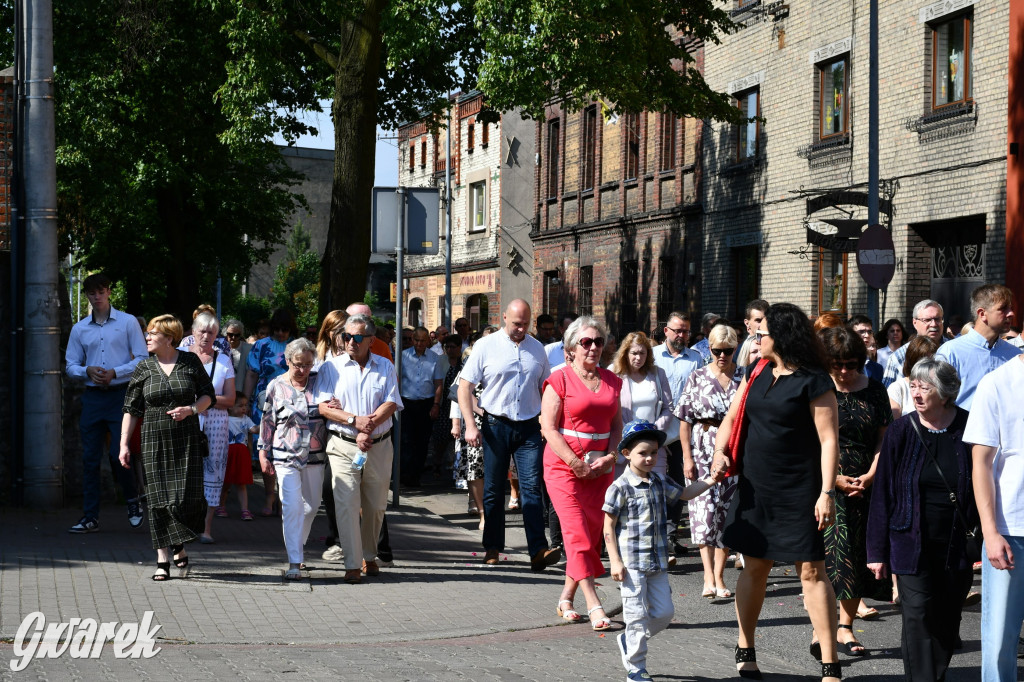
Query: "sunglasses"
754 330 771 340
225 332 241 339
577 337 605 350
831 360 861 371
341 333 368 344
710 347 735 357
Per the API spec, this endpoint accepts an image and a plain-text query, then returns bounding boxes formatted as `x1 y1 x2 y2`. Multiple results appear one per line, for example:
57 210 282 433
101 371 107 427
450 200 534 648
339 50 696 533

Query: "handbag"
723 358 770 477
908 416 982 563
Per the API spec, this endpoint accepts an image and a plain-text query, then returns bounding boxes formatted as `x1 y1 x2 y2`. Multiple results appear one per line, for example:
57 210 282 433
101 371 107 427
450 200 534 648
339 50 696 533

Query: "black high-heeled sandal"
152 562 171 581
171 544 188 569
735 646 762 680
822 661 842 680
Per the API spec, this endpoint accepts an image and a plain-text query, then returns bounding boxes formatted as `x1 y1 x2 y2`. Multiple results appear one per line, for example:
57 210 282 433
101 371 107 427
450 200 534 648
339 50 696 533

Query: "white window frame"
469 180 487 232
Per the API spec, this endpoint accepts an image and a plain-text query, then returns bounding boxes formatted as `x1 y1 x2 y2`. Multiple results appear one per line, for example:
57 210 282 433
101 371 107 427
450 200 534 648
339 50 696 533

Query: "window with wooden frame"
408 141 415 171
732 246 760 320
420 139 427 168
547 118 561 199
624 113 640 180
819 57 848 139
543 270 560 316
481 120 489 147
657 257 675 324
659 112 677 171
735 88 759 161
578 266 593 316
467 120 475 153
931 14 972 110
582 105 598 191
817 248 847 314
621 260 639 328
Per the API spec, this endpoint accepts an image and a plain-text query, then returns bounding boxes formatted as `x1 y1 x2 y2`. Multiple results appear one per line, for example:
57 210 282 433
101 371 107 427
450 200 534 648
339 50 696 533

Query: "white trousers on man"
327 433 393 571
274 462 325 565
618 567 674 673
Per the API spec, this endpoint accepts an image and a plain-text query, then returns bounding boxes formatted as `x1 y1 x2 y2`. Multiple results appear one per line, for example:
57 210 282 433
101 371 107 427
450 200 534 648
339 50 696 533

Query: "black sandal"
822 661 842 679
837 624 866 656
810 639 822 661
735 646 762 680
152 562 171 581
171 544 188 569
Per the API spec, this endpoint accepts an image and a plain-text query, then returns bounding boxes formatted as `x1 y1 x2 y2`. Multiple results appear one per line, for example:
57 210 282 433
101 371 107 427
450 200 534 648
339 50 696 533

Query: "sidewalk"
0 483 619 646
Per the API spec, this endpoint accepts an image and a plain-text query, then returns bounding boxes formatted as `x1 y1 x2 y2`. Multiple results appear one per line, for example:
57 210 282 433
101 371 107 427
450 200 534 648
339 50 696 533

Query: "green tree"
213 0 743 318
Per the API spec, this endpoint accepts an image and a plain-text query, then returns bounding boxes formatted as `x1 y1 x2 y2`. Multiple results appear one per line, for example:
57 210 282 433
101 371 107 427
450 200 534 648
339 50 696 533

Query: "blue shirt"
65 306 148 387
603 469 686 572
864 360 884 382
882 336 946 387
400 347 444 400
691 337 711 364
544 340 566 369
651 343 703 400
936 328 1022 410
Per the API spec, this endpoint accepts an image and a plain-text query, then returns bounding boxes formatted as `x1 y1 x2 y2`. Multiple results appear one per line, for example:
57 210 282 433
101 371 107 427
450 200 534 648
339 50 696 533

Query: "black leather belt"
336 430 391 445
85 384 128 392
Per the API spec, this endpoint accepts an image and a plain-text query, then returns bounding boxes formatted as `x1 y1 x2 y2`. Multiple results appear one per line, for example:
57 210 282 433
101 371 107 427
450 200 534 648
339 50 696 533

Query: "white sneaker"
321 545 344 562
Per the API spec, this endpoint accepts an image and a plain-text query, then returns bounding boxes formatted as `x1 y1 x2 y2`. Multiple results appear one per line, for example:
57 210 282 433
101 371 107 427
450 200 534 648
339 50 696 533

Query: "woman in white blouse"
887 335 939 419
610 332 675 478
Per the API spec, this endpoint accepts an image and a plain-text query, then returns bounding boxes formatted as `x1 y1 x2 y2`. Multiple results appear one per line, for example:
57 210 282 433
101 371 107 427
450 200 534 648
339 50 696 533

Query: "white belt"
559 428 610 440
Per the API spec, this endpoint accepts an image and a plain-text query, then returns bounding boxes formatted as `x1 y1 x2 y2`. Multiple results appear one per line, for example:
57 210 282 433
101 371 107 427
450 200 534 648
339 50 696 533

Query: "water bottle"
351 451 367 471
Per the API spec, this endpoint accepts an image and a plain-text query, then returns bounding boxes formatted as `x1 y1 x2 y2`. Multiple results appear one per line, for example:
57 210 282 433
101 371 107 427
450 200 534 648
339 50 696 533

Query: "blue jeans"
981 534 1024 681
481 414 547 557
80 387 137 520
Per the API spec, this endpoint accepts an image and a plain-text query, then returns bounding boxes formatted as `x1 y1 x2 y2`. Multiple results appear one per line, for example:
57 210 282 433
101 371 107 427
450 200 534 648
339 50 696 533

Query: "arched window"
466 294 489 333
408 298 423 328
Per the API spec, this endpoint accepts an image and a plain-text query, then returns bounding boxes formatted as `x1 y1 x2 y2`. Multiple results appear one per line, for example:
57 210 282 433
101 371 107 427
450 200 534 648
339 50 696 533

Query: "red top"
543 366 622 458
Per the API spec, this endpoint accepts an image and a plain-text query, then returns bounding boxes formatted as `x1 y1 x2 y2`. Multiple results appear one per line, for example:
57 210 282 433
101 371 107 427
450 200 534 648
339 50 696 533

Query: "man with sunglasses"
224 319 252 394
881 299 947 388
459 299 561 570
65 272 149 533
316 314 403 583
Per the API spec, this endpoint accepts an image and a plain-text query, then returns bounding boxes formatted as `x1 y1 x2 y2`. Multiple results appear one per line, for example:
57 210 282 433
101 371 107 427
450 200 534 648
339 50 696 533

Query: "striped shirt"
603 469 686 572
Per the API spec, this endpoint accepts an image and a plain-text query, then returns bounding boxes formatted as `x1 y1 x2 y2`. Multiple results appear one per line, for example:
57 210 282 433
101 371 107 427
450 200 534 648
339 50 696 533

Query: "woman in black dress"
818 326 892 656
712 303 841 682
119 315 215 581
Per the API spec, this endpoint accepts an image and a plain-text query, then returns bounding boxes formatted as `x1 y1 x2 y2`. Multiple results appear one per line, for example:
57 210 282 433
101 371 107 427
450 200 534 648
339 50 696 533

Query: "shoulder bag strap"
907 415 975 536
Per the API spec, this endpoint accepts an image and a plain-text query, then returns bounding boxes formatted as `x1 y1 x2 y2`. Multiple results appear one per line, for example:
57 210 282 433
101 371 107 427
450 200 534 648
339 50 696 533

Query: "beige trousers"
326 433 393 571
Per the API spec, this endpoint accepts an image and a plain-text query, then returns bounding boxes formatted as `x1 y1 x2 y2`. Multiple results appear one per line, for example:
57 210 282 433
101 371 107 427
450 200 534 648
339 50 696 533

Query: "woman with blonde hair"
315 310 349 365
610 331 674 478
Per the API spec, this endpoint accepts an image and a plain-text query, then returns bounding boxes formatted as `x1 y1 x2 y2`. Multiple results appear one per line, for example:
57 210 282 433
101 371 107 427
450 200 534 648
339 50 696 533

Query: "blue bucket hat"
617 419 667 453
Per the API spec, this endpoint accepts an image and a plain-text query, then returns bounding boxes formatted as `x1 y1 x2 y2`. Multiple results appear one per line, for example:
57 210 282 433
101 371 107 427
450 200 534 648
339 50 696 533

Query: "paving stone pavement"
0 478 1005 680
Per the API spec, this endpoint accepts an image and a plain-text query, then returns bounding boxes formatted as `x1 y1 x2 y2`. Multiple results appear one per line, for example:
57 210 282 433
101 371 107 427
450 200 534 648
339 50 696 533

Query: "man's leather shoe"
531 547 562 572
362 560 380 576
483 549 500 565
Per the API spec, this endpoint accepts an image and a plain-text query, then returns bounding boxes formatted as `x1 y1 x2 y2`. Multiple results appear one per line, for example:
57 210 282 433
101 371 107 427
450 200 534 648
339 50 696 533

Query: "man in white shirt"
459 299 561 570
400 327 444 486
964 353 1024 681
65 273 148 534
882 299 946 387
317 314 403 584
429 325 450 355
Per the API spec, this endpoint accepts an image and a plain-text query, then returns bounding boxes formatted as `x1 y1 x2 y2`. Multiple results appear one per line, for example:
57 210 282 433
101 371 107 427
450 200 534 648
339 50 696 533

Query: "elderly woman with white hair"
181 311 236 544
540 315 623 629
867 358 977 682
257 337 327 580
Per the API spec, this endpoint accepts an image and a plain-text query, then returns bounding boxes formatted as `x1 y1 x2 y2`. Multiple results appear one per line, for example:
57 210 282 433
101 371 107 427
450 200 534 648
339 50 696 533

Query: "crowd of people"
64 271 1024 681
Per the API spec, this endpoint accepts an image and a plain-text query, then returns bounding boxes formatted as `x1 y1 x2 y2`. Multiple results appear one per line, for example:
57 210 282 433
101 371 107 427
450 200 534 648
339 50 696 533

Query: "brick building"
398 92 535 332
531 38 707 340
701 0 1011 323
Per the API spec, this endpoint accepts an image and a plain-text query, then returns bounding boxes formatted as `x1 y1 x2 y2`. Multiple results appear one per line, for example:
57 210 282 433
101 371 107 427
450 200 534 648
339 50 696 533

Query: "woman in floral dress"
676 324 742 599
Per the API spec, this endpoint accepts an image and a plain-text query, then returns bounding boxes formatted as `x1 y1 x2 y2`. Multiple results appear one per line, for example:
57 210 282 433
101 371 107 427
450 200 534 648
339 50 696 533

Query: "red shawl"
724 358 770 477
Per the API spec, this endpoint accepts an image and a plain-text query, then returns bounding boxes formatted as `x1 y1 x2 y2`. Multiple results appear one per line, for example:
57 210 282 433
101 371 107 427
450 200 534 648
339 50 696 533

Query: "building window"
547 119 560 199
659 112 676 171
466 293 489 332
932 14 972 110
735 88 759 161
408 297 423 327
657 257 675 324
819 57 848 139
481 120 489 147
732 246 760 320
621 260 638 329
582 105 597 191
818 248 847 314
624 113 640 180
467 121 475 153
469 181 486 232
579 266 593 316
420 139 427 168
408 141 415 171
543 270 560 316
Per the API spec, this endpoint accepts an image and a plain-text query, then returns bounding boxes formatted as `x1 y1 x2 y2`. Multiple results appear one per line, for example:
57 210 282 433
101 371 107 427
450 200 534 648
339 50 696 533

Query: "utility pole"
444 100 452 329
391 187 406 508
19 0 63 506
867 0 880 326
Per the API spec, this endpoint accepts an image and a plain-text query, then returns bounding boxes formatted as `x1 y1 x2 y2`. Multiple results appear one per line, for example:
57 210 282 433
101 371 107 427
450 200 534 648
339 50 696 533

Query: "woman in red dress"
540 316 623 630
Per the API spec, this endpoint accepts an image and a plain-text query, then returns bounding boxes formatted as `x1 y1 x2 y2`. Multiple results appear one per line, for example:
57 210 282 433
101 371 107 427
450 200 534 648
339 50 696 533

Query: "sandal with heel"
152 562 171 581
587 605 611 631
837 624 866 656
735 646 762 680
822 661 842 680
171 544 189 569
556 599 582 623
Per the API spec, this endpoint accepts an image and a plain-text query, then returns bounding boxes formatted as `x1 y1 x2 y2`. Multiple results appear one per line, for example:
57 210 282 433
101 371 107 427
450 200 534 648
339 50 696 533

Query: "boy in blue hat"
603 419 728 682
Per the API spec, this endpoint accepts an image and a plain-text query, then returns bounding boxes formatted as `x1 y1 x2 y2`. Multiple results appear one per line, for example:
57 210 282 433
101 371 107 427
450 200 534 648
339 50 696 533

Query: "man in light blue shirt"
690 312 721 365
882 299 946 387
399 327 444 486
936 284 1020 410
65 273 148 533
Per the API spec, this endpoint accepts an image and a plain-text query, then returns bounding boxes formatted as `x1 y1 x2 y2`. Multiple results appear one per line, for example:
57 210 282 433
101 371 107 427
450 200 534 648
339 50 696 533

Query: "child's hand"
610 561 625 582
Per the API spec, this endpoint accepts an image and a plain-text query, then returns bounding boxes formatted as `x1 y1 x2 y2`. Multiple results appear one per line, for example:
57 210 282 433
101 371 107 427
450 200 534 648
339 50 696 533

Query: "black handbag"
908 416 982 562
196 350 217 458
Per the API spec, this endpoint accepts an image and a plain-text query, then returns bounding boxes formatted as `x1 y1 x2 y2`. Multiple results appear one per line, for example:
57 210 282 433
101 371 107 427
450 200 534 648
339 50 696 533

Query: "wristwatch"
346 415 356 426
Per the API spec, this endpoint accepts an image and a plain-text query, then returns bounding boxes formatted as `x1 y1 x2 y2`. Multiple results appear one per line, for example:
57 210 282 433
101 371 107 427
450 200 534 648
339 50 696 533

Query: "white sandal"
556 599 582 622
588 605 611 631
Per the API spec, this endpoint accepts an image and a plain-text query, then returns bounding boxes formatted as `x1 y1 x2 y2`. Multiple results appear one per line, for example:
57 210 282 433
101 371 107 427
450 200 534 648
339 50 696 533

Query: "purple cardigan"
866 408 977 574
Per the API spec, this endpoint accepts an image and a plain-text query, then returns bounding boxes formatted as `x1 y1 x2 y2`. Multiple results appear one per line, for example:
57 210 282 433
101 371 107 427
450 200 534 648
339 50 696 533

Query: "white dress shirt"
65 306 148 387
544 340 566 368
461 330 550 421
314 353 404 438
401 347 444 399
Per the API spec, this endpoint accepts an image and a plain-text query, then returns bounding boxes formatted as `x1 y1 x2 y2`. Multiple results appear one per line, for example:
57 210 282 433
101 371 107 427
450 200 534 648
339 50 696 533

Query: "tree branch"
292 27 339 70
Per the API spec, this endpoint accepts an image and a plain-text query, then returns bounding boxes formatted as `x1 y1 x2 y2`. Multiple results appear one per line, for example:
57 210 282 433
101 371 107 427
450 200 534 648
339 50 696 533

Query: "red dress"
543 366 622 581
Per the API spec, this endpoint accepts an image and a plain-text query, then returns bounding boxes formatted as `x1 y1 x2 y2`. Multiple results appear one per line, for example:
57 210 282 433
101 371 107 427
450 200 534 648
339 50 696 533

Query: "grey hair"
224 318 244 334
564 315 608 350
708 323 738 348
912 299 944 319
346 314 377 337
910 358 960 406
701 312 721 327
192 312 219 334
284 337 315 362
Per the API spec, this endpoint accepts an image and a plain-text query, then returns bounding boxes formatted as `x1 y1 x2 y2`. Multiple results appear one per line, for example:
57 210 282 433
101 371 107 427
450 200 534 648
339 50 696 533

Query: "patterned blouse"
257 372 326 468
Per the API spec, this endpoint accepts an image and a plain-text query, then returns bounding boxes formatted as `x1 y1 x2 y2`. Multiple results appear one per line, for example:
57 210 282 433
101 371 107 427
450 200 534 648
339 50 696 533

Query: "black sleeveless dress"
722 364 835 561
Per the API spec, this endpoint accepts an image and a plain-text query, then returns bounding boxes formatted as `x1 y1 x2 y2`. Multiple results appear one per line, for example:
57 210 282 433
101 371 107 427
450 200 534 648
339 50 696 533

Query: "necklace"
573 363 599 382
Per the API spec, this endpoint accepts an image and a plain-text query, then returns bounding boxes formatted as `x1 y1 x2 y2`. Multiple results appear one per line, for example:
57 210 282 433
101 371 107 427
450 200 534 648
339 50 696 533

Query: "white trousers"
274 463 325 565
326 434 393 571
620 568 674 673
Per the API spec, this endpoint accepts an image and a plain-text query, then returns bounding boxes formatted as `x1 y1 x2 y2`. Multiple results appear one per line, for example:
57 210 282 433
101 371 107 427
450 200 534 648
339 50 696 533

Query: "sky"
272 102 399 187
